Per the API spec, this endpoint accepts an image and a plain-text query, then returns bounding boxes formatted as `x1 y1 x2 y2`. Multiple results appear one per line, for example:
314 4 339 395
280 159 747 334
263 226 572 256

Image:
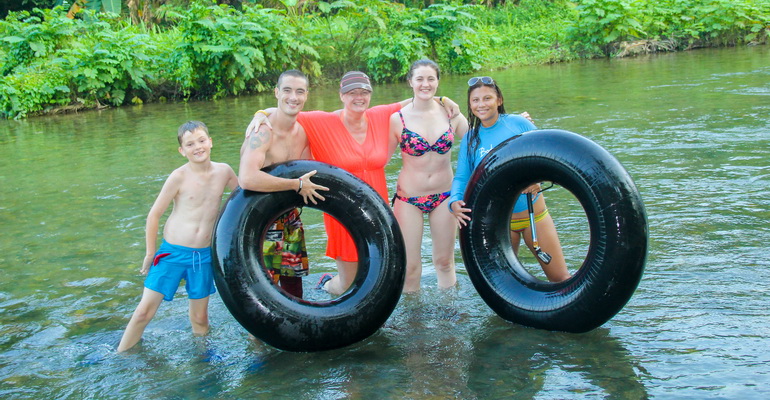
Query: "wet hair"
406 59 441 81
465 79 506 165
177 120 209 145
277 69 308 89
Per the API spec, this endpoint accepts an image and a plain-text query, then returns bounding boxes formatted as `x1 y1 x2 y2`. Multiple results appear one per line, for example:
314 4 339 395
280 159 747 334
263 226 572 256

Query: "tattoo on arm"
248 129 271 150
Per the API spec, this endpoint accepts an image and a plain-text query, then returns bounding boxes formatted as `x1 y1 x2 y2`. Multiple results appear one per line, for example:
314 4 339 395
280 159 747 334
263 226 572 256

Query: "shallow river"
1 45 768 399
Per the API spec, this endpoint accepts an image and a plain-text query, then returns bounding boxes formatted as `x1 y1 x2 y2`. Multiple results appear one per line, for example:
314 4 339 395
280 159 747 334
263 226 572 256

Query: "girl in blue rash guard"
448 76 571 282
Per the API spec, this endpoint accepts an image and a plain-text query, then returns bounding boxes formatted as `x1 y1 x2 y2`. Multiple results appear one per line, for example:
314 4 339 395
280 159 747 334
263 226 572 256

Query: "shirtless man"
239 69 328 298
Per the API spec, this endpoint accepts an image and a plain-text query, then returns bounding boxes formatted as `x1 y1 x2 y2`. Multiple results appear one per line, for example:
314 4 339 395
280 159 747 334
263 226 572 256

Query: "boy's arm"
141 171 181 274
225 164 238 192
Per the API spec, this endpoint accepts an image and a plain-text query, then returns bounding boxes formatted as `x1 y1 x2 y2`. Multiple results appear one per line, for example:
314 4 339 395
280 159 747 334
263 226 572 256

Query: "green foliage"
567 0 646 56
405 2 486 75
307 1 487 82
0 8 156 118
1 0 53 20
365 30 428 82
0 7 75 75
83 0 122 14
308 0 399 80
58 16 153 107
567 0 770 56
686 0 770 45
0 1 325 117
0 61 70 119
167 1 320 98
467 0 576 66
1 0 768 119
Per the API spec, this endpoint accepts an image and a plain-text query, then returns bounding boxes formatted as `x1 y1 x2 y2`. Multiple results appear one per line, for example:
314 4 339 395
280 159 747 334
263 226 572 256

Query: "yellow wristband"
439 96 445 105
254 110 269 117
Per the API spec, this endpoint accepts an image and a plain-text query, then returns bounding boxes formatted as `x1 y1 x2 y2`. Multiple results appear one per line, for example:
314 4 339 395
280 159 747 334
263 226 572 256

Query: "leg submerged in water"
188 296 211 336
321 259 357 295
428 204 457 289
393 199 427 293
117 288 164 352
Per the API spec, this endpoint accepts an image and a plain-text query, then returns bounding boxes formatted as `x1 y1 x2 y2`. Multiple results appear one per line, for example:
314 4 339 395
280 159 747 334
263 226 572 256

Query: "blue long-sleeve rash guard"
449 113 537 213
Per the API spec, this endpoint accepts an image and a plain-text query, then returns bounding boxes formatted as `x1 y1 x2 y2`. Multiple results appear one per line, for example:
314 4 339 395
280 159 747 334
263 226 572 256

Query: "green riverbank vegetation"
1 0 768 119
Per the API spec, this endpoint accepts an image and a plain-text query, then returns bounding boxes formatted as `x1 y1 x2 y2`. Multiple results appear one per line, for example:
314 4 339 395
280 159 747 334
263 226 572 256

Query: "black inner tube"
212 160 406 351
459 129 647 333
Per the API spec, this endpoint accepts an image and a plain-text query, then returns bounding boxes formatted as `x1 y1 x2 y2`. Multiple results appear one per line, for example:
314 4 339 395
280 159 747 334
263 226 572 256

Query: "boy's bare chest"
178 174 223 206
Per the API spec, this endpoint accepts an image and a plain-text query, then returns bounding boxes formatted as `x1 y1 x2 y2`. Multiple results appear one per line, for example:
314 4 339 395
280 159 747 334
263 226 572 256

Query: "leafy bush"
688 0 770 45
408 2 486 74
166 1 320 98
567 0 646 56
0 7 76 75
0 8 156 117
307 0 399 80
1 0 768 119
309 1 487 82
0 61 70 118
365 30 428 82
567 0 770 55
59 22 153 107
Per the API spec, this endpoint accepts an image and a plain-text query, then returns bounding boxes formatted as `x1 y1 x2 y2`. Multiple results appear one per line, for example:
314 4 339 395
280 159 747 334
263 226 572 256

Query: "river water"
1 45 768 399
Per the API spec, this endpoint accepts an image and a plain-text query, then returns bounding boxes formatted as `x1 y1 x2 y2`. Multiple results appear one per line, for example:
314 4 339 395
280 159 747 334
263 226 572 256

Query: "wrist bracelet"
439 96 445 105
297 177 303 193
255 110 269 117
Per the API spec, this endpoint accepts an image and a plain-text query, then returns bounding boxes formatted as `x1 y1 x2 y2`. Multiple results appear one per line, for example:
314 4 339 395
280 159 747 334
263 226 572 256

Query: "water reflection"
467 318 648 399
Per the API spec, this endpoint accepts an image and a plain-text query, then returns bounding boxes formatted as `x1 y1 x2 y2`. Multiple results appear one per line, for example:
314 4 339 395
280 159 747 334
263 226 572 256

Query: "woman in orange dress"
297 72 401 294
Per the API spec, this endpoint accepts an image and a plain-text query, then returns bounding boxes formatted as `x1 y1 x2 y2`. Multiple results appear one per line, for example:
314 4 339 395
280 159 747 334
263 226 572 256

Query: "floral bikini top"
398 111 454 157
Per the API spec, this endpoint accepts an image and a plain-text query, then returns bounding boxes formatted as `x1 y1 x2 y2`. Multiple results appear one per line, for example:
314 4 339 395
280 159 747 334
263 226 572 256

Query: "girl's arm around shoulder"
388 112 403 156
451 113 469 141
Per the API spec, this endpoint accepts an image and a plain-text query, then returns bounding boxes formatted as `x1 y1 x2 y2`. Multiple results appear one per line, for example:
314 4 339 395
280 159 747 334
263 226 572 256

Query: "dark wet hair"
465 78 506 165
277 69 308 89
406 59 440 81
177 121 209 145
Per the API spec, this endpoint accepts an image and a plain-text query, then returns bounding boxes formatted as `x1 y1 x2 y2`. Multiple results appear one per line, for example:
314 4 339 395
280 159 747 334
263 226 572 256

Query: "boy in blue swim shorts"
117 121 238 352
144 240 215 302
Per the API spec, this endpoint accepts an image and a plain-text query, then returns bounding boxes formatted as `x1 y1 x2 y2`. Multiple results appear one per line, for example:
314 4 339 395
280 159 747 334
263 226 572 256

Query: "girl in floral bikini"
389 59 469 293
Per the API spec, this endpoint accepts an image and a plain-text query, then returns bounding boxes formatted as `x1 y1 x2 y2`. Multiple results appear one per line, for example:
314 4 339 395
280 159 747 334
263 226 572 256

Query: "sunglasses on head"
467 76 494 86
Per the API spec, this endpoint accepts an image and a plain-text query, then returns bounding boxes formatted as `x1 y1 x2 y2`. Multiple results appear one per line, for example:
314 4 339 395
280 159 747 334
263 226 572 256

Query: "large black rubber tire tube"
459 129 647 333
212 160 406 352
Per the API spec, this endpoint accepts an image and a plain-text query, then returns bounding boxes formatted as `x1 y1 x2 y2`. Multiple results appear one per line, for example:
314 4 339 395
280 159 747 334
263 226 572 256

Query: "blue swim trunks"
144 239 216 301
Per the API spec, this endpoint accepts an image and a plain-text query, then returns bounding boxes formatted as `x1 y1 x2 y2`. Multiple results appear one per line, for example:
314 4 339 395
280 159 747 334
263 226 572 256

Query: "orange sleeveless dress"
298 103 401 262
